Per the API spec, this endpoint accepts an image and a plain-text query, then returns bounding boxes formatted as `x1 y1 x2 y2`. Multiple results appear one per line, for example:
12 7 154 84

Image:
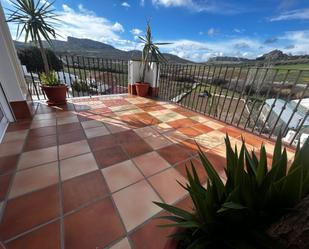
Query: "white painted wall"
128 60 160 88
0 3 28 104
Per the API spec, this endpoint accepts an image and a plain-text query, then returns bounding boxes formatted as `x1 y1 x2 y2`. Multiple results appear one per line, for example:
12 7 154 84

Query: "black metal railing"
22 55 129 100
158 64 309 146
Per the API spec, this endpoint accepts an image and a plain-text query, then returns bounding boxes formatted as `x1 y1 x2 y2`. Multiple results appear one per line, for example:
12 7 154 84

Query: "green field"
274 63 309 70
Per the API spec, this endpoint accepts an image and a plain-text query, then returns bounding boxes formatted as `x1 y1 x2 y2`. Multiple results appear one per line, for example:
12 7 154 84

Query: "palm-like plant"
6 0 58 74
138 22 170 82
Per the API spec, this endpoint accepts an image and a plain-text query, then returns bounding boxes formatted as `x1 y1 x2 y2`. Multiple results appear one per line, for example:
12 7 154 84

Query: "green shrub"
72 80 90 93
40 71 60 86
155 134 309 249
18 46 63 73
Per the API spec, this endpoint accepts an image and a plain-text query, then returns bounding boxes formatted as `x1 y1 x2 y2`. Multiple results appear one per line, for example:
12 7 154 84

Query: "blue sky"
1 0 309 61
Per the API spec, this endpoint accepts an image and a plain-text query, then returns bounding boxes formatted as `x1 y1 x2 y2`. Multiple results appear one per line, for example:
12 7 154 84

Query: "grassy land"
274 64 309 70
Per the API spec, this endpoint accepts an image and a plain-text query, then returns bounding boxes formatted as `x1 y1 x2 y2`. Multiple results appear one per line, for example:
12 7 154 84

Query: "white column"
0 2 28 104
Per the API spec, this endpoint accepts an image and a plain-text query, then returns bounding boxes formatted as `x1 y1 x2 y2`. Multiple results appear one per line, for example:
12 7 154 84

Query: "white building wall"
0 3 28 103
128 60 160 87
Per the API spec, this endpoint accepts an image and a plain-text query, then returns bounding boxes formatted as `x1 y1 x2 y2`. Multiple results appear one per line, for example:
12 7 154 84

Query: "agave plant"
138 22 170 83
155 134 309 249
6 0 58 74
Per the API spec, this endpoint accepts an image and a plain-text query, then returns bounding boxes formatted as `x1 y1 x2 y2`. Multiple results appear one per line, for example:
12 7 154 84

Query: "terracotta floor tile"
151 123 174 134
60 153 98 181
163 130 189 143
173 107 197 117
2 130 28 143
203 120 224 130
175 158 207 184
148 168 187 204
0 185 59 241
102 160 144 192
84 126 110 138
0 155 18 175
0 140 24 157
57 116 78 125
103 99 130 107
113 180 161 231
177 127 203 137
33 113 56 121
203 150 226 175
18 146 57 170
130 215 175 249
134 126 159 138
93 146 128 168
62 171 109 213
30 119 56 129
121 140 153 158
64 197 124 249
28 126 57 138
133 151 171 177
89 134 121 151
59 140 90 160
195 130 226 149
167 118 197 129
9 162 59 199
0 174 12 201
151 110 185 122
190 115 211 123
81 120 104 129
157 144 191 165
110 237 131 249
57 130 86 145
57 122 82 135
192 123 213 133
115 130 141 144
178 139 202 156
23 134 57 152
5 221 61 249
105 122 131 134
7 121 31 132
144 134 172 150
220 126 243 138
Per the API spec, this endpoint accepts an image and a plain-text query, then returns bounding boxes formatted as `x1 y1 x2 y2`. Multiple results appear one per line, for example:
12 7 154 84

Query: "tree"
18 46 63 73
7 0 58 74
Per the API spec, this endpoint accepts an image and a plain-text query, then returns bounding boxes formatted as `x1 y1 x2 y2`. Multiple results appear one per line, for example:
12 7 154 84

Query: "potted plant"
40 71 67 105
7 0 61 102
136 22 169 97
155 134 309 249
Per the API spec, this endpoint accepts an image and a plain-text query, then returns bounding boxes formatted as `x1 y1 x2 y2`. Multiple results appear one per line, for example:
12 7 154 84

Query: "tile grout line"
55 109 66 249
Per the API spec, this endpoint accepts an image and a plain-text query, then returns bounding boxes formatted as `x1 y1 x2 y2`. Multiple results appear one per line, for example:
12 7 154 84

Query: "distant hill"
207 56 251 64
207 50 309 65
14 36 192 64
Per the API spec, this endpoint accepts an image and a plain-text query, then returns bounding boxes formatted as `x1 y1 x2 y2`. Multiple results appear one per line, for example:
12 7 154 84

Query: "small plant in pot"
41 71 67 105
136 22 170 97
155 134 309 249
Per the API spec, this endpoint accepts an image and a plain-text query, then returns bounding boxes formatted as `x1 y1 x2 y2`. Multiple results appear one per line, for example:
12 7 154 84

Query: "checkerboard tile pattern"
0 95 294 249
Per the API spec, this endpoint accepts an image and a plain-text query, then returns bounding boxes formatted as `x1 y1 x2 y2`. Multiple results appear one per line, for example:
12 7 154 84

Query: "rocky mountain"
256 49 288 61
14 36 192 64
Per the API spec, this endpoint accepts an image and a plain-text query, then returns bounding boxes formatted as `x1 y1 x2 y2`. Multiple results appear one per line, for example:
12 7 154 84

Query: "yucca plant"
138 22 170 82
7 0 58 74
155 134 309 249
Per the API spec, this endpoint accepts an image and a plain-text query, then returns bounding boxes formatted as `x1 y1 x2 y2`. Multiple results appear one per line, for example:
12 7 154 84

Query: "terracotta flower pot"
135 82 150 97
42 85 67 106
128 84 137 95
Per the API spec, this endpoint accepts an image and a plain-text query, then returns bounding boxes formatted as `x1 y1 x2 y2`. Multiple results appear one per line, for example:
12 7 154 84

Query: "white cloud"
281 30 309 55
130 28 143 35
140 0 145 6
121 2 131 8
55 5 124 43
151 0 242 14
270 8 309 21
207 28 216 36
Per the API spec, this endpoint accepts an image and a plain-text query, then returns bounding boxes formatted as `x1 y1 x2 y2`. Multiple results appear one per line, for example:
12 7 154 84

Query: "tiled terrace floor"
0 95 295 249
